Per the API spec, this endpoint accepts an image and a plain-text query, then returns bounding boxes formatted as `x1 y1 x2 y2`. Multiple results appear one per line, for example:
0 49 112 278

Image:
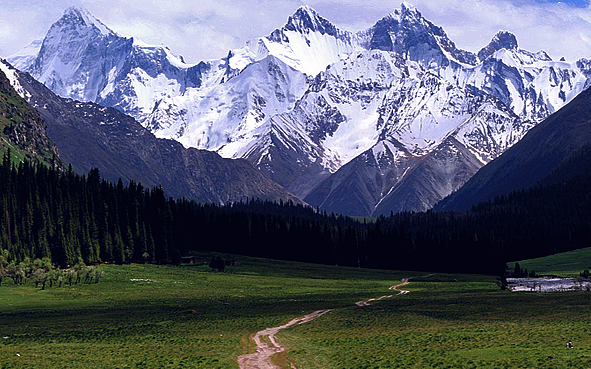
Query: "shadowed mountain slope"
436 86 591 211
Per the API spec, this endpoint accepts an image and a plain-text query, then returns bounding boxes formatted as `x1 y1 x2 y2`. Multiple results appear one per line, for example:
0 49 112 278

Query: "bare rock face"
477 31 519 61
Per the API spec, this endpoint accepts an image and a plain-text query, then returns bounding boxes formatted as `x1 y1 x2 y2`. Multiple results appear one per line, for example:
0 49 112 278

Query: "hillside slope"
0 68 61 167
436 86 591 211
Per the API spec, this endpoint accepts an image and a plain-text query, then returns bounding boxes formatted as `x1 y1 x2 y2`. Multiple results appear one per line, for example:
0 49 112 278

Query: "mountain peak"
64 6 85 17
367 2 477 65
478 31 518 61
491 31 519 50
388 2 422 21
58 6 114 36
400 2 419 15
283 5 338 36
295 5 316 14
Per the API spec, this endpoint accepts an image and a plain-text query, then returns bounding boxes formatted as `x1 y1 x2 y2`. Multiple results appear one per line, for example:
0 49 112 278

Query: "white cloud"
1 0 591 63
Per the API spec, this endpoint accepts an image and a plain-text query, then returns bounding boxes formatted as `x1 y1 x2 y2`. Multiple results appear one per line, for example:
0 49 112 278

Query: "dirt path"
237 309 332 369
238 274 433 368
355 277 412 306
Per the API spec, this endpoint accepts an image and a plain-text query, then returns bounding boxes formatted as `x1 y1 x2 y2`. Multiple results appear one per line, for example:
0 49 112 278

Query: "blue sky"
1 0 591 64
541 0 589 6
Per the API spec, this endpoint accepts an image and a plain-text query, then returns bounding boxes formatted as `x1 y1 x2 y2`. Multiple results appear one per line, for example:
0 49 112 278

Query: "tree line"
1 148 591 275
0 149 367 268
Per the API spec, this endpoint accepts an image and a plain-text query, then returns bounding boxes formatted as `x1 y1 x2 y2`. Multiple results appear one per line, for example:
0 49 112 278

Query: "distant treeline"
0 149 366 268
1 149 591 274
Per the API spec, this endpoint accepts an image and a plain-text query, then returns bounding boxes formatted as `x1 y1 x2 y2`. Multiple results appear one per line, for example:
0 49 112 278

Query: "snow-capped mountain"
11 7 205 124
9 3 591 215
0 59 301 205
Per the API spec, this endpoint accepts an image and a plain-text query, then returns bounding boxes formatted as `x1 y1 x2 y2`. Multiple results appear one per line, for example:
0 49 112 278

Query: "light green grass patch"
280 274 591 368
509 247 591 277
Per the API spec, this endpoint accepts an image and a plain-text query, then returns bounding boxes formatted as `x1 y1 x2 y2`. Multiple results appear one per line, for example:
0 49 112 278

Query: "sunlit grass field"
1 252 591 368
282 275 591 368
0 255 411 368
508 247 591 277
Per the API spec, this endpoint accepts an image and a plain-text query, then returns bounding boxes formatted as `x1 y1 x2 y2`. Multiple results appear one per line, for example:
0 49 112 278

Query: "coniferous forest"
2 147 591 275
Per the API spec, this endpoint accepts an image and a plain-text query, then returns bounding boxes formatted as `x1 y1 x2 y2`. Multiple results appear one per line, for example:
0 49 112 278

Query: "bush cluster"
0 250 104 289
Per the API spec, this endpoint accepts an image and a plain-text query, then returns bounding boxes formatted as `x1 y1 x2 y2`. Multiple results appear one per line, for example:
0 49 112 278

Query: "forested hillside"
0 69 61 168
2 147 590 274
0 150 365 267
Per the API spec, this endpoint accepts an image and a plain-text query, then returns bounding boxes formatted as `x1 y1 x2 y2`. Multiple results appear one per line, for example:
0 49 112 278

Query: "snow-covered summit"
8 6 204 122
19 7 125 102
478 31 519 61
399 1 421 17
11 39 42 57
252 5 361 76
7 39 42 68
283 5 340 36
60 7 116 37
361 3 478 66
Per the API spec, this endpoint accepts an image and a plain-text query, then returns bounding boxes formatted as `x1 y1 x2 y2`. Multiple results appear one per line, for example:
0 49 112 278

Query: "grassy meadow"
508 247 591 277
1 252 590 368
281 275 591 368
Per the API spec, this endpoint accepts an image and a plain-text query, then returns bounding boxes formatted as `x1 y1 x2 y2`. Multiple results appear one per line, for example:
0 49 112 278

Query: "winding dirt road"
355 277 411 307
238 275 432 368
237 309 332 369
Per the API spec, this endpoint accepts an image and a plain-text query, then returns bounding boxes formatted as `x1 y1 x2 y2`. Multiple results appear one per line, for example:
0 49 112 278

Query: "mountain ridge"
9 3 591 215
0 59 301 205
